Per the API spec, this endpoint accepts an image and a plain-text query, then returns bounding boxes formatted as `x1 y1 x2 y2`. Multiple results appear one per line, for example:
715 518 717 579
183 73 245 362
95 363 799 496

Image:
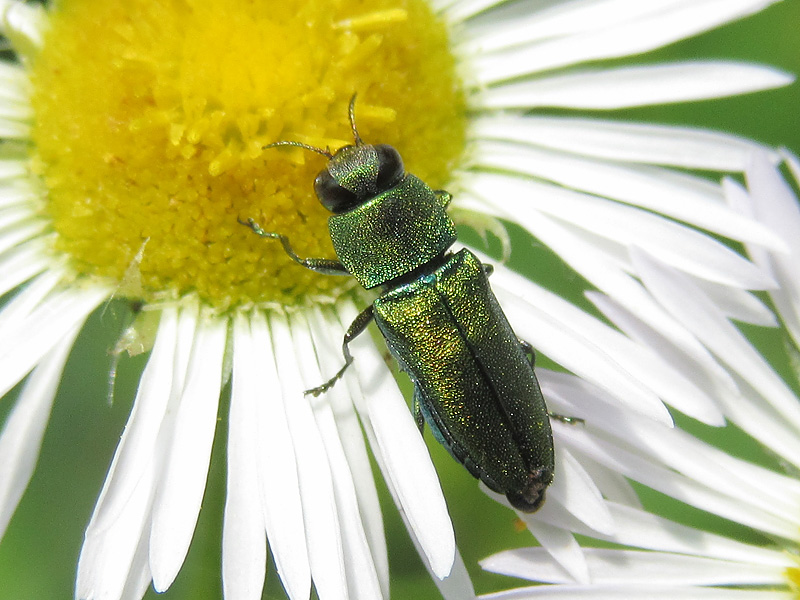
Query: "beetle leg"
518 338 584 425
433 189 452 208
239 217 349 276
305 305 375 396
518 338 536 366
549 413 585 425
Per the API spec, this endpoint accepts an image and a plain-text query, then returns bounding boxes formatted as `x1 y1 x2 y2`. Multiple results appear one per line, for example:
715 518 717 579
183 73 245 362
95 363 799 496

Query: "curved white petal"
150 316 226 591
0 278 109 398
481 547 787 586
351 330 457 580
633 249 800 444
323 304 390 598
270 313 348 600
77 307 183 600
473 62 792 108
470 114 779 178
0 325 80 538
249 312 311 600
483 258 672 425
547 446 614 536
464 171 775 289
292 314 384 600
0 239 51 298
459 0 777 54
739 152 800 347
469 0 785 83
0 0 46 58
222 315 267 600
574 502 789 568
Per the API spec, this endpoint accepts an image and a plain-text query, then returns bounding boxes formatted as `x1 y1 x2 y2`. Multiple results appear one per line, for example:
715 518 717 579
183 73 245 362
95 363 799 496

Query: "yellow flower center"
30 0 466 311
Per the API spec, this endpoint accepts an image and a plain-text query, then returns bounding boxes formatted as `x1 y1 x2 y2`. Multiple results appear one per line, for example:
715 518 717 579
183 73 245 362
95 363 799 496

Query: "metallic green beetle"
242 98 554 512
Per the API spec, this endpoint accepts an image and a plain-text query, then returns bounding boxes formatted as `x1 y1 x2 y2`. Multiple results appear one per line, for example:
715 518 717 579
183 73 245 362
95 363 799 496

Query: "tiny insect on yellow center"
29 0 466 312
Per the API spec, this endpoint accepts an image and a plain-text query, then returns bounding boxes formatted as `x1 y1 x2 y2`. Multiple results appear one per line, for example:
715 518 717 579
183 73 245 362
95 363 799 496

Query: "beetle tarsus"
239 217 349 275
548 413 584 426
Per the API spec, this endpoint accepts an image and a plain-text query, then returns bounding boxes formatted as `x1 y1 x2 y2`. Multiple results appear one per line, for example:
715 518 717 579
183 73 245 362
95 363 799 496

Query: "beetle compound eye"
314 169 360 213
374 144 405 192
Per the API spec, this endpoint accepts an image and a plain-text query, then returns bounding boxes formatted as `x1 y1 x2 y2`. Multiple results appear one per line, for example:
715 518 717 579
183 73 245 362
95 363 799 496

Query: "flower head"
0 0 795 599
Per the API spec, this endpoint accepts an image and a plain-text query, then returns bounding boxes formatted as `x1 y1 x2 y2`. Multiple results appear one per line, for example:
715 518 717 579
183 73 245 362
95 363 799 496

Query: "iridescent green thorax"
328 174 456 289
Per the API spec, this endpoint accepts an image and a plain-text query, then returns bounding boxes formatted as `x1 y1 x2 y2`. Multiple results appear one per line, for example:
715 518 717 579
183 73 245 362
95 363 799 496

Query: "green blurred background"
1 1 799 598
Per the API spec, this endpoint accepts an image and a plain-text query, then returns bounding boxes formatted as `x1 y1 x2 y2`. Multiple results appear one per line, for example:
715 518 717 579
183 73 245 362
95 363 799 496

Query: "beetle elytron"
241 97 555 512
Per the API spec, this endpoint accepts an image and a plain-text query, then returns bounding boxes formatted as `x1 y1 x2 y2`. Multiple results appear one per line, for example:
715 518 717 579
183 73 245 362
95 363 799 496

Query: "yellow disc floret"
30 0 466 311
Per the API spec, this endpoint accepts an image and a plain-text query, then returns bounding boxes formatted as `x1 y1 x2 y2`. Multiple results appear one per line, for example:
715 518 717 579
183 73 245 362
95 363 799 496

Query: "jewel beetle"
241 96 555 512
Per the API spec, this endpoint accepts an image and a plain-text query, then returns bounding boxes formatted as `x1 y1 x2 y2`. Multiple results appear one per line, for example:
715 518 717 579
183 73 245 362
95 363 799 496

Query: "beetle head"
314 143 404 213
264 94 406 214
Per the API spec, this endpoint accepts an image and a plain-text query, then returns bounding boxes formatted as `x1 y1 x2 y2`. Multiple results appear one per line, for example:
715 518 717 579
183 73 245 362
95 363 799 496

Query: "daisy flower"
0 0 794 599
480 150 800 598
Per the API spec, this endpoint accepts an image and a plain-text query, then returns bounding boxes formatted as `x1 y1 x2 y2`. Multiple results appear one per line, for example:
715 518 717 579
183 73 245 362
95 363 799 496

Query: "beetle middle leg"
239 217 350 276
518 338 584 425
306 305 375 397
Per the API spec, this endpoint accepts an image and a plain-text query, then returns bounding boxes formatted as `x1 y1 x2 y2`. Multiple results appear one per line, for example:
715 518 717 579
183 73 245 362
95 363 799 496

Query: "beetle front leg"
306 305 375 397
518 338 584 425
239 217 349 276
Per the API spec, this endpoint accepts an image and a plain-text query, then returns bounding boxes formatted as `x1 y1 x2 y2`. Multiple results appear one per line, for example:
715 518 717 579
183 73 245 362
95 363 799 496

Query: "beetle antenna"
264 140 334 159
348 93 363 146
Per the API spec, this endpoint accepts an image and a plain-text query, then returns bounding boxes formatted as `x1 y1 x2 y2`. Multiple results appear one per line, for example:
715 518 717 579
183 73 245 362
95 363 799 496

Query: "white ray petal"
0 325 80 539
118 534 152 600
81 308 179 536
467 140 786 256
0 61 29 104
569 455 641 509
0 282 109 398
0 0 46 56
443 0 506 23
271 313 347 600
469 0 786 83
324 303 390 599
293 314 383 600
0 267 63 333
547 445 614 536
0 159 26 181
633 249 800 440
619 422 800 527
563 427 796 539
482 548 787 587
352 331 457 580
150 317 226 591
577 502 789 568
77 466 156 600
464 208 724 424
0 220 47 256
222 315 267 600
77 307 188 599
0 117 29 139
482 585 794 599
0 97 31 120
483 259 671 425
459 0 687 54
739 153 800 347
586 291 738 413
473 62 792 108
249 312 310 600
469 114 779 175
692 278 777 326
523 518 590 585
465 171 775 289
